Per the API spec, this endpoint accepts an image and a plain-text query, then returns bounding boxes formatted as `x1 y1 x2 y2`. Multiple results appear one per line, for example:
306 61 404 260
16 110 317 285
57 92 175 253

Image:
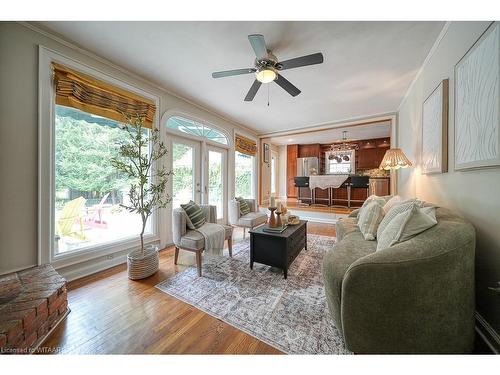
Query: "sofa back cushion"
357 200 385 240
180 200 206 229
377 205 437 250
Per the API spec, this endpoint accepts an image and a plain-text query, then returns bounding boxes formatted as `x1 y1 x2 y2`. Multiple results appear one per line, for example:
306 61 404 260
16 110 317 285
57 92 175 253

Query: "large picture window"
38 52 160 268
235 151 255 198
234 133 257 199
54 105 152 254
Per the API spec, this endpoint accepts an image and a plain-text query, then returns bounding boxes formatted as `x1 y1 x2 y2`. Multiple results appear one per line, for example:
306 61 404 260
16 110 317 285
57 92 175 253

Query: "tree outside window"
235 151 254 198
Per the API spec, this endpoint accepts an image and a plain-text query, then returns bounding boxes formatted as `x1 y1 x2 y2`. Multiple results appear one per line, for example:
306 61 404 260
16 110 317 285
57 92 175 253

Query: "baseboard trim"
59 254 128 282
294 215 338 224
475 311 500 354
0 263 38 276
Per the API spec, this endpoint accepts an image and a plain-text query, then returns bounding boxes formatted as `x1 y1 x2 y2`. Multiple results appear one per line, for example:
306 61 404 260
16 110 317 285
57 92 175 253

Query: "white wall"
278 145 288 199
397 21 500 337
0 22 256 277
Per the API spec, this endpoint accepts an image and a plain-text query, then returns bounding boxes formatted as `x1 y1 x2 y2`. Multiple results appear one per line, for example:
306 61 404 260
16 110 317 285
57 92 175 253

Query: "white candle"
270 196 276 207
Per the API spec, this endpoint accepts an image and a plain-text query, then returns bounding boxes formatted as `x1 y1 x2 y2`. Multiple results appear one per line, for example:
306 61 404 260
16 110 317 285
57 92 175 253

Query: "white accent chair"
172 205 233 277
228 198 268 238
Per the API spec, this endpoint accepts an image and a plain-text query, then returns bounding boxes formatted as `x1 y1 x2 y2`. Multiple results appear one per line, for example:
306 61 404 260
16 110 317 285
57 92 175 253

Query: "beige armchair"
228 198 267 238
172 205 233 277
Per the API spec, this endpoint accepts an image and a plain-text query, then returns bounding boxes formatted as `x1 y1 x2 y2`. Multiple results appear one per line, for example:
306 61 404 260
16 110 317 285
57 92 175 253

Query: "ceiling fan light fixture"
255 68 277 83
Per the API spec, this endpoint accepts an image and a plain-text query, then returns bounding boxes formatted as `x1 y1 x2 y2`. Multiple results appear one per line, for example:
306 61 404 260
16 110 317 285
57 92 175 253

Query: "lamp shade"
379 148 413 170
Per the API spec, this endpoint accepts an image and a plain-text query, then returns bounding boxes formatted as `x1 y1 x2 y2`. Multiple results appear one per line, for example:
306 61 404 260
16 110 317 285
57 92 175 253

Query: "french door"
171 136 202 208
205 145 227 223
171 136 227 223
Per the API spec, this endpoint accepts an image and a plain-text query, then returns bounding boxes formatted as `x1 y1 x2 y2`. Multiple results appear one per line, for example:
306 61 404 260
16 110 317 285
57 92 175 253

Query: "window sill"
50 234 159 270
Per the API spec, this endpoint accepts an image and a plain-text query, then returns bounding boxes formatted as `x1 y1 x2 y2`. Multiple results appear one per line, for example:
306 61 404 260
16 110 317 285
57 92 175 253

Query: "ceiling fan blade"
244 80 262 101
212 68 256 78
277 52 324 70
248 34 268 60
275 74 301 97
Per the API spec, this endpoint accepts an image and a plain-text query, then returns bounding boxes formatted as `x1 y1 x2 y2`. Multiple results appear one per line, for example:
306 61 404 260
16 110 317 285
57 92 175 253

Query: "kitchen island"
295 175 390 207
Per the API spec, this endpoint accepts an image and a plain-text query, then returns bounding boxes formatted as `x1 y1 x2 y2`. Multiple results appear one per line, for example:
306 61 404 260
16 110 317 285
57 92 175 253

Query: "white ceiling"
269 121 391 145
36 21 444 134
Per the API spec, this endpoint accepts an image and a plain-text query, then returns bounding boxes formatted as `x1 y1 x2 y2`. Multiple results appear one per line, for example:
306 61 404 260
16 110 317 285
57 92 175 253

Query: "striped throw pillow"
357 200 385 240
358 195 387 218
377 206 437 251
236 197 251 216
376 199 425 239
180 201 206 229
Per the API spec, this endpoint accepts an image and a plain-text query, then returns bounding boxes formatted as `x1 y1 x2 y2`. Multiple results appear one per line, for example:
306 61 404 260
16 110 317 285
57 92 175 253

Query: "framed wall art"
455 22 500 171
422 79 449 174
263 143 270 163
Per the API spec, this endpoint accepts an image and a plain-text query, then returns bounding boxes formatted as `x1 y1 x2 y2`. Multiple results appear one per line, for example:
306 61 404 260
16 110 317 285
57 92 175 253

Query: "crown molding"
397 21 452 111
258 112 397 138
18 21 258 137
19 21 448 138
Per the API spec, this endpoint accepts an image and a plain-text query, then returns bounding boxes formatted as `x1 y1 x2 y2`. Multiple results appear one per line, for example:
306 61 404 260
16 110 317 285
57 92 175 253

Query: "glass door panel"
171 137 201 208
205 146 227 222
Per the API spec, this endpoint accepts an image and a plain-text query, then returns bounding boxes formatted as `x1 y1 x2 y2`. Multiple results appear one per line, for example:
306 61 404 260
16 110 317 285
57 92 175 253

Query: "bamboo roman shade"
52 63 156 128
235 134 257 156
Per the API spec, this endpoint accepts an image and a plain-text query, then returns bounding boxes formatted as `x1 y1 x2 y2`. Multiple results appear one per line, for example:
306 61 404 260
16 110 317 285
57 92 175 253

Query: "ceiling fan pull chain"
267 84 270 107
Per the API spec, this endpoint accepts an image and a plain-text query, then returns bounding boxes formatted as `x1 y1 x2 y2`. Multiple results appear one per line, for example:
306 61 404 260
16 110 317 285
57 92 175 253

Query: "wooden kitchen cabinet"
369 178 390 196
286 145 298 198
376 147 389 168
357 148 378 169
357 147 389 169
298 144 320 158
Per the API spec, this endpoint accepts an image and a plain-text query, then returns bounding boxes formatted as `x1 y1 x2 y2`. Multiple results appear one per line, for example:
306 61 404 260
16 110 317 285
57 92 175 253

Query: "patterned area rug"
155 234 350 354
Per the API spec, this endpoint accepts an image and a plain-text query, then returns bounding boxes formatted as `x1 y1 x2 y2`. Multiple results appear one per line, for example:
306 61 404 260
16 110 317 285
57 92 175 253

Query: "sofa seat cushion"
180 230 205 250
322 232 377 332
335 217 360 242
180 225 233 251
237 211 268 228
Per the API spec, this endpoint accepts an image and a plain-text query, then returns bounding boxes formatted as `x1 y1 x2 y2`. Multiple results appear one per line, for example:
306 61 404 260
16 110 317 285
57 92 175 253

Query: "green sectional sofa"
323 206 476 354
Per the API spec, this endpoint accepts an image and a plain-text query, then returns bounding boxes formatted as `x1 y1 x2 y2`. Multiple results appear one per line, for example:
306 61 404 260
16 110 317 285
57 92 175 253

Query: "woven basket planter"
127 245 159 280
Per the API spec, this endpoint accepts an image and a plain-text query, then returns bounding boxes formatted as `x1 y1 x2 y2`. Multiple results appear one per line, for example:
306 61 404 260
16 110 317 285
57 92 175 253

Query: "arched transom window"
166 116 228 145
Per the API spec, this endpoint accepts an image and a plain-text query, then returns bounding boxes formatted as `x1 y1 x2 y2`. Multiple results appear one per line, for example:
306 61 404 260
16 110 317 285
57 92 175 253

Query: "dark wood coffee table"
249 220 307 279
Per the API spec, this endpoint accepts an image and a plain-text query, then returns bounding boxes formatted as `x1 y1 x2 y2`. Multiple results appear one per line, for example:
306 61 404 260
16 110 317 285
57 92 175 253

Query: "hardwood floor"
43 223 336 354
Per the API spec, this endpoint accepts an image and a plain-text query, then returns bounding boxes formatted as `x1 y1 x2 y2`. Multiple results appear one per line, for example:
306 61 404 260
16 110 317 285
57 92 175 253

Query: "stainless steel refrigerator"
296 157 319 177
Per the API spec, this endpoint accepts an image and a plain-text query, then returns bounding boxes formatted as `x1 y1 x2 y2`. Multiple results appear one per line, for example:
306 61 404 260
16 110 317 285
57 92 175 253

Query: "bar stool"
294 177 312 206
330 181 350 208
348 176 370 208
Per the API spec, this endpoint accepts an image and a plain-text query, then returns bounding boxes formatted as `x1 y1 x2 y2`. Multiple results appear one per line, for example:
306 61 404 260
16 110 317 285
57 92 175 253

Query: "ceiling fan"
211 34 324 101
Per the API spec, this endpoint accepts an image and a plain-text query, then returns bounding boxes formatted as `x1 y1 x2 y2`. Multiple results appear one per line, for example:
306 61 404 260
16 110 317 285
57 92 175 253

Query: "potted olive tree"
111 115 171 280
